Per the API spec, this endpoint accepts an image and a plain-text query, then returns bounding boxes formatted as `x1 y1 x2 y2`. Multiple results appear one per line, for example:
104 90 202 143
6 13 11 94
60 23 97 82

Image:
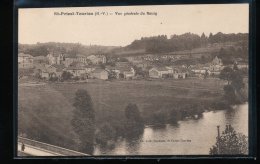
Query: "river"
94 103 248 155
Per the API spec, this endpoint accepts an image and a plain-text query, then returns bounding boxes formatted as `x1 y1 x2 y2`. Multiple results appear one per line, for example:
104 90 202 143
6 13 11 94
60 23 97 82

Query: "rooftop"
92 69 107 73
19 53 33 58
66 67 85 70
152 66 171 72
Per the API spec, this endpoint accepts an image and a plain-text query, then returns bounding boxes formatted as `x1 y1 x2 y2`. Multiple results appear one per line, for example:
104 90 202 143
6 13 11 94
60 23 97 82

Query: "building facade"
18 53 34 68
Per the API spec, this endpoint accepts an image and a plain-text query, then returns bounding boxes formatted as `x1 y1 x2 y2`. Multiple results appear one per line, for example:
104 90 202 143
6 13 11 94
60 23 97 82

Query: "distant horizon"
18 31 249 47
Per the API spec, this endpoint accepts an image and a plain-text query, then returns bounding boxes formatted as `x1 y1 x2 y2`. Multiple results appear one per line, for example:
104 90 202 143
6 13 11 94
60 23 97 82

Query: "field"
18 78 225 151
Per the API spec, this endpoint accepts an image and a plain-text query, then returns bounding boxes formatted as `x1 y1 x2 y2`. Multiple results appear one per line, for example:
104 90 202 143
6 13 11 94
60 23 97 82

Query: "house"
68 61 86 68
171 67 189 79
85 65 96 73
87 55 106 64
33 67 50 79
115 62 131 67
106 66 135 79
47 53 65 65
117 67 135 79
236 61 248 69
191 65 207 75
41 71 50 79
149 66 173 78
65 67 86 77
47 64 66 78
91 69 108 80
63 55 78 67
105 66 121 79
75 54 89 64
18 53 34 68
33 55 48 64
212 56 223 66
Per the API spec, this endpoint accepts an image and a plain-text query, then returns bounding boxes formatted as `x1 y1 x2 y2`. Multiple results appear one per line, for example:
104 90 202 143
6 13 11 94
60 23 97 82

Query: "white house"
65 67 86 77
18 53 34 68
91 69 108 80
46 53 65 65
149 67 173 78
87 55 106 64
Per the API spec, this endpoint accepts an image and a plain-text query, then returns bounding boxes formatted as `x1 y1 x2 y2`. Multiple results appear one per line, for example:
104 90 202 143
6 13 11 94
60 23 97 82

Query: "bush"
61 71 73 81
49 76 58 82
209 125 248 155
151 110 167 125
73 76 80 81
169 109 181 124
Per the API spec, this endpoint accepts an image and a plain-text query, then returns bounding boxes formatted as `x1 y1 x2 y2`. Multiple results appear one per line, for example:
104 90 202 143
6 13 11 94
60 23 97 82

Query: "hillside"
124 32 248 54
18 32 248 58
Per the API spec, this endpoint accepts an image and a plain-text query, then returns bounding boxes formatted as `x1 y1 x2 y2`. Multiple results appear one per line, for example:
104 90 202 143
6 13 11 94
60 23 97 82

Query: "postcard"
17 4 249 156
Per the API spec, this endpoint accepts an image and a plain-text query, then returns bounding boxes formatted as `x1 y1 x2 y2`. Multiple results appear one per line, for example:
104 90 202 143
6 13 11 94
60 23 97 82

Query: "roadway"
17 142 64 156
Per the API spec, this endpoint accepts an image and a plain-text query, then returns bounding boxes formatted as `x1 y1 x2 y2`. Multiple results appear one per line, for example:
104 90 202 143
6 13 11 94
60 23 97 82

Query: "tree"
61 71 73 81
220 67 245 104
200 32 207 47
108 71 117 79
133 65 147 77
209 125 248 155
49 76 58 82
118 58 129 62
34 69 42 79
204 70 209 79
209 33 213 44
223 85 237 104
169 109 181 124
219 67 234 84
125 103 143 123
100 63 106 69
233 62 239 71
124 103 144 136
71 89 95 154
231 70 244 91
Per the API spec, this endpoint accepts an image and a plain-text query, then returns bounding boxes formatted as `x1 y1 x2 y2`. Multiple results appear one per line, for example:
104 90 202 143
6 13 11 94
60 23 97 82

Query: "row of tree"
19 32 248 57
126 32 248 53
19 42 115 57
219 65 247 105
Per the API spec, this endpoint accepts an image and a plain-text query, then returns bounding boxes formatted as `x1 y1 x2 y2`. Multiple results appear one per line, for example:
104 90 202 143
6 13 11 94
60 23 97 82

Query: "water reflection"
94 103 248 155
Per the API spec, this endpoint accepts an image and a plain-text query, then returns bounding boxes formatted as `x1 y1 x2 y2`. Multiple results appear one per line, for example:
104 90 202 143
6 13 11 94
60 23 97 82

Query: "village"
18 51 248 83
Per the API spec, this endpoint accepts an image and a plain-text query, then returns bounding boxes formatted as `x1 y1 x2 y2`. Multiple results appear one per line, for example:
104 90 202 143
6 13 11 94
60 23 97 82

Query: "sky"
19 4 249 46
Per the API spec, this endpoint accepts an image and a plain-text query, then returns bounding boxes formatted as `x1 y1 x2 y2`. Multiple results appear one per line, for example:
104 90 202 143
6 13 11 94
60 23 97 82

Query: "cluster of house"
18 52 108 80
127 54 182 63
147 56 248 79
146 56 223 79
18 52 248 81
190 56 224 76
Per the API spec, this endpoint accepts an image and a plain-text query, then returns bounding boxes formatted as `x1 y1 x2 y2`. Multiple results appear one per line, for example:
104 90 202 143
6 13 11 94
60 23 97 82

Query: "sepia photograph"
17 4 249 156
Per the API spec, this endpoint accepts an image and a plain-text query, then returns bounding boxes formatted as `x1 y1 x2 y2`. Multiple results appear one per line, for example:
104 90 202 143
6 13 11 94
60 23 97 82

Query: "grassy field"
18 78 225 150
